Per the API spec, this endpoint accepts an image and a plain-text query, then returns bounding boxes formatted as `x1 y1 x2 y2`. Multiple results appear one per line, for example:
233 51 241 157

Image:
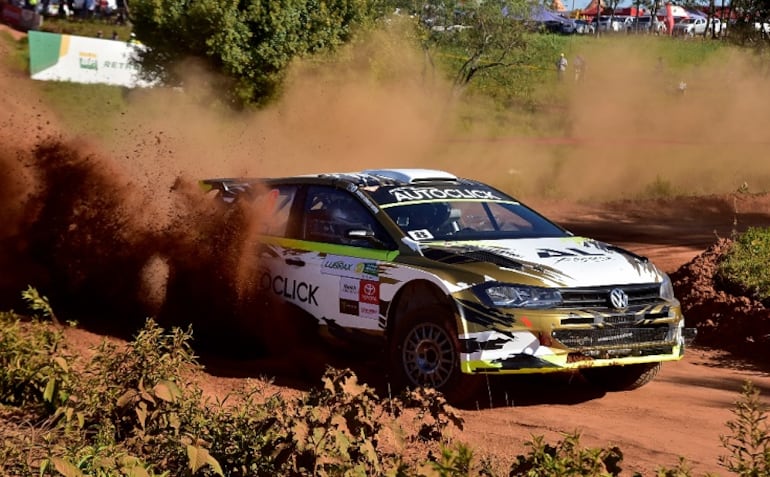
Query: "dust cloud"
1 25 769 349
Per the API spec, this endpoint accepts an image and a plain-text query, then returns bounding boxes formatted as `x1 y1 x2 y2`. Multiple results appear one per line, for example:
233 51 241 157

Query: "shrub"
0 288 72 411
718 227 770 302
3 289 770 476
719 380 770 477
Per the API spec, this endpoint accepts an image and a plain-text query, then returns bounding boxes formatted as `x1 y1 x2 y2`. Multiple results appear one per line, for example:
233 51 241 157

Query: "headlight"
476 283 562 309
660 274 675 300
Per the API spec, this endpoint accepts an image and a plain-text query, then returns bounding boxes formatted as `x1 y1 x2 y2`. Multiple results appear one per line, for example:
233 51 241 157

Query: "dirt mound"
672 238 770 360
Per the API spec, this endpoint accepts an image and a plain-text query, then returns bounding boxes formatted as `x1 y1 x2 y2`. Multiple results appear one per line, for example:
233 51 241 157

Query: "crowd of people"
13 0 127 24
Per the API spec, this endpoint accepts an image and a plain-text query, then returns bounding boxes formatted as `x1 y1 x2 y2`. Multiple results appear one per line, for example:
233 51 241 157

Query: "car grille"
552 327 673 352
560 309 670 326
559 283 662 308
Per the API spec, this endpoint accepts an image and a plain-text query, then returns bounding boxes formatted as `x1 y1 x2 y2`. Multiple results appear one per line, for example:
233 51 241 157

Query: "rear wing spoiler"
199 178 261 202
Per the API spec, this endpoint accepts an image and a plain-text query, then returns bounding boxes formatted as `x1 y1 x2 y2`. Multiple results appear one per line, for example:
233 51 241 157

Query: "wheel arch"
385 279 459 342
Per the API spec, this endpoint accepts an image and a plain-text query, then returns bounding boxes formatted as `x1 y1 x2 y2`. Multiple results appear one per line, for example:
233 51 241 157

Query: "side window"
257 185 298 237
303 186 390 248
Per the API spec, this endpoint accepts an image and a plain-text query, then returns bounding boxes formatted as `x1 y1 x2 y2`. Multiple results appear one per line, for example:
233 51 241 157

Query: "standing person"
573 55 585 81
556 53 568 81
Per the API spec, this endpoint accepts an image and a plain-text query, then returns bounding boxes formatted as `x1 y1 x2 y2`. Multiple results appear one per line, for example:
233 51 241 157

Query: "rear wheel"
581 362 661 391
389 305 483 404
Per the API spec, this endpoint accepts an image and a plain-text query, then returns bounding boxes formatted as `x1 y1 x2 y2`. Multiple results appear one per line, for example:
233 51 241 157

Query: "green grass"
718 227 770 301
0 30 30 72
0 22 131 135
35 81 129 135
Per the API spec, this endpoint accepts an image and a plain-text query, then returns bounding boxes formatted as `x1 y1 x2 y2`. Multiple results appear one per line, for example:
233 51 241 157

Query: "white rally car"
202 169 695 403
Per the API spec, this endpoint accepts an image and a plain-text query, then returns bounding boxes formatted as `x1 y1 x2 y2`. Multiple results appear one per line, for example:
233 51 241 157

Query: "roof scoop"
363 169 458 184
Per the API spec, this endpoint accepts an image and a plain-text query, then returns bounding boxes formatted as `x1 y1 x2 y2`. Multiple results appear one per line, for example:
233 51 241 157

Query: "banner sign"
28 30 156 88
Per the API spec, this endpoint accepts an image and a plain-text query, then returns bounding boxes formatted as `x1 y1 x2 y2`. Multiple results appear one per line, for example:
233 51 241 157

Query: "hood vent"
423 248 523 270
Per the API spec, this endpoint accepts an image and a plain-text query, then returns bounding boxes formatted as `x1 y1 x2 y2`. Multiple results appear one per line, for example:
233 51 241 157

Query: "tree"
128 0 382 106
416 0 531 88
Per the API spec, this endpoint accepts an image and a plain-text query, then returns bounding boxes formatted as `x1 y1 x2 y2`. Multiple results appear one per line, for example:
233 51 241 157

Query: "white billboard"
29 30 156 88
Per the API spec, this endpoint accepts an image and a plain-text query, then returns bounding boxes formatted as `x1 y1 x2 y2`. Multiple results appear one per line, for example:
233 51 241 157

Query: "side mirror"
347 229 390 249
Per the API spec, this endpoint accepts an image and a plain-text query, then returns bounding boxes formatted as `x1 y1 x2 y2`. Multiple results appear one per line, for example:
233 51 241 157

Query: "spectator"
556 53 568 81
574 55 585 82
111 30 119 40
96 30 103 38
115 0 126 24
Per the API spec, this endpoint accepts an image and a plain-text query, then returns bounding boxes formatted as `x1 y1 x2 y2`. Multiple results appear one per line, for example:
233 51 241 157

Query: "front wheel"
581 362 662 391
389 305 483 404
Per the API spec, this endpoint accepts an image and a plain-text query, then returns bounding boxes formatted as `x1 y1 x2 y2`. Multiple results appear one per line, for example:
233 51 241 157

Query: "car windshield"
369 184 568 242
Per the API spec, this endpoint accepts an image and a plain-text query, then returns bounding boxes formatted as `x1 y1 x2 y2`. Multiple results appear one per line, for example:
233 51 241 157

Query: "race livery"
201 169 696 402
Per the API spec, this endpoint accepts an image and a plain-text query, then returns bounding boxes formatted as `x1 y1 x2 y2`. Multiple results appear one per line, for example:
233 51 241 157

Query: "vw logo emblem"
609 288 629 309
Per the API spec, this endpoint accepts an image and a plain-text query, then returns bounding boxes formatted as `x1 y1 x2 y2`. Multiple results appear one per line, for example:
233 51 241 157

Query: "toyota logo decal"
609 288 629 309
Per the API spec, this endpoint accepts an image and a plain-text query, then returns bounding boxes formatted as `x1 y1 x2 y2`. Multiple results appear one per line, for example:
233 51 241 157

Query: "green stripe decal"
261 236 399 261
28 31 63 75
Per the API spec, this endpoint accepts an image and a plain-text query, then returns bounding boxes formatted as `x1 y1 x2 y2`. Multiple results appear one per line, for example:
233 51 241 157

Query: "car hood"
421 236 664 288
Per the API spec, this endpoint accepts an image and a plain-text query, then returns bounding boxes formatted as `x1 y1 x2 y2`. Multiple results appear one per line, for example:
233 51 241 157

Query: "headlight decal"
456 298 518 328
474 282 563 309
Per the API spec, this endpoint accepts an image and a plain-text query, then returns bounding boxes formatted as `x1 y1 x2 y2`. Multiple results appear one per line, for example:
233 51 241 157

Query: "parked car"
201 168 696 403
673 17 721 36
560 18 595 35
629 16 667 33
592 15 624 32
615 15 635 31
574 19 596 34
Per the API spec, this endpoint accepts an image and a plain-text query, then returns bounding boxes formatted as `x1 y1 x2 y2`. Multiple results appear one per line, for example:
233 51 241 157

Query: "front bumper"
455 299 694 375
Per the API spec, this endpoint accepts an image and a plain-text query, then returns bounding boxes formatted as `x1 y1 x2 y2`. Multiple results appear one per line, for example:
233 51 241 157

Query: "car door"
249 183 323 313
277 185 399 333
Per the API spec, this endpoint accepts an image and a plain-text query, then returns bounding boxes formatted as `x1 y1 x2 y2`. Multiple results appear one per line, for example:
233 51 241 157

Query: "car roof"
202 168 491 193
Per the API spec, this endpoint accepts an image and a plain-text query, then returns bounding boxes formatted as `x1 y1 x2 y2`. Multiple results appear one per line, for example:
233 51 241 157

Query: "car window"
256 185 298 237
302 186 391 248
383 200 567 242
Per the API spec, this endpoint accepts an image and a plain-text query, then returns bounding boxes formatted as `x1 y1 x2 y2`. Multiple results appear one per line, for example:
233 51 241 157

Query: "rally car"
201 169 695 403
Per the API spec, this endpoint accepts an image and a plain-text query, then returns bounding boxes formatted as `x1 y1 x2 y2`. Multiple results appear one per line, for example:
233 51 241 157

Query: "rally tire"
581 362 662 391
389 305 483 405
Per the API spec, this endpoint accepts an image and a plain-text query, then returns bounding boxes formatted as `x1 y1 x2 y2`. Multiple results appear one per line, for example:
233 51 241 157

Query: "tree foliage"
129 0 383 106
417 0 531 87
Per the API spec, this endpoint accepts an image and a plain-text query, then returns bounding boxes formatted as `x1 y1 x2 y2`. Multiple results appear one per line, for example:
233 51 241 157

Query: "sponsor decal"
354 189 380 214
79 52 98 70
389 186 502 203
322 256 379 280
597 332 634 343
359 280 379 304
339 278 359 301
339 298 359 316
102 60 140 71
258 271 318 306
356 262 379 277
359 302 379 320
537 247 606 258
408 229 434 241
